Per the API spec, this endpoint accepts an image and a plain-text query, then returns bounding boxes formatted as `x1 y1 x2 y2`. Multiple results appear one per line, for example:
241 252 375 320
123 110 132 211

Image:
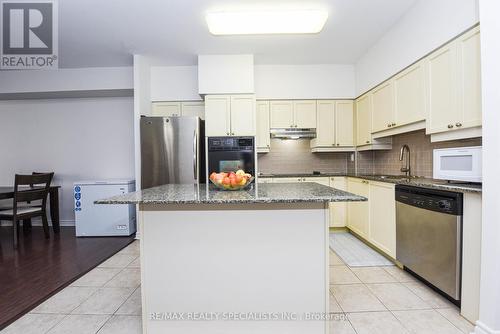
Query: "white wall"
150 64 355 101
0 97 135 224
150 66 200 101
0 67 133 94
254 64 355 99
355 0 479 95
475 0 500 333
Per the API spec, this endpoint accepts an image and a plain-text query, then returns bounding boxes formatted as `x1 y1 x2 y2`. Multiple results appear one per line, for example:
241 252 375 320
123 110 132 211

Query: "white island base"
139 202 330 334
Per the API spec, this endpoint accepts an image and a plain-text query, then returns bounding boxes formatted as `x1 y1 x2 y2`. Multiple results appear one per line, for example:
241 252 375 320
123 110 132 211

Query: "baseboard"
474 321 500 334
0 219 75 227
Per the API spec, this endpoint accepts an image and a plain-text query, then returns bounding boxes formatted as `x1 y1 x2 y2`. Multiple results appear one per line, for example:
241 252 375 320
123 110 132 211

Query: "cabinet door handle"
387 123 392 128
456 122 462 127
302 178 306 181
366 140 370 144
392 123 396 126
226 132 230 135
297 178 301 181
447 124 454 129
337 143 340 146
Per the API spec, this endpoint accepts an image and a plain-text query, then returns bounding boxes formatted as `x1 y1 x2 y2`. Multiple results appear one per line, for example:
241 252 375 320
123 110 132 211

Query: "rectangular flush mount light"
206 9 328 35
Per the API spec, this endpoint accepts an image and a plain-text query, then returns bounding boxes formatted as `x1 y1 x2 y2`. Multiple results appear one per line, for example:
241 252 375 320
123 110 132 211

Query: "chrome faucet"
399 144 411 178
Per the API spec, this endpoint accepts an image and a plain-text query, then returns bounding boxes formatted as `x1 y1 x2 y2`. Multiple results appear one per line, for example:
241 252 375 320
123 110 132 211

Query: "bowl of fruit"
209 170 254 191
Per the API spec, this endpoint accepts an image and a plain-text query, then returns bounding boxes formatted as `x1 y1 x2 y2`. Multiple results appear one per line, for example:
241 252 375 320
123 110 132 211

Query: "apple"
230 178 239 187
236 169 245 176
235 175 243 184
222 177 231 186
238 178 247 186
209 172 217 181
214 174 224 184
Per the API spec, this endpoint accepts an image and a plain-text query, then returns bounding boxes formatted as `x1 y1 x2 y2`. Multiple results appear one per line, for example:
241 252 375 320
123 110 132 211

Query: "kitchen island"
97 182 365 334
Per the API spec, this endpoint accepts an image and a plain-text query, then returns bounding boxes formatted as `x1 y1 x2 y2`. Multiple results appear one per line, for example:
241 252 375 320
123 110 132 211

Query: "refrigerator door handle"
193 130 197 180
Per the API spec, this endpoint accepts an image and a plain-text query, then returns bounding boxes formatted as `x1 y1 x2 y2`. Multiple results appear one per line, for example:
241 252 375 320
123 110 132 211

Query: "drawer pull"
456 122 462 127
447 124 454 129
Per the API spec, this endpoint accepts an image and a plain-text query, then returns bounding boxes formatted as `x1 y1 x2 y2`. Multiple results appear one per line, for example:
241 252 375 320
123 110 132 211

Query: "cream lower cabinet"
329 177 347 228
272 177 304 183
368 181 396 258
205 95 256 137
346 178 370 239
257 177 273 184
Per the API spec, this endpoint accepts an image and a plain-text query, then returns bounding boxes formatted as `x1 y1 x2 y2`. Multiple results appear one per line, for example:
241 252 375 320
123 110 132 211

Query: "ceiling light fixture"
206 9 328 35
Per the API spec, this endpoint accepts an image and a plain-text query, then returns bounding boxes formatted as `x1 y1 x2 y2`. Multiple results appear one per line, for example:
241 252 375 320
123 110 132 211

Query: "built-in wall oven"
207 137 256 181
396 185 463 304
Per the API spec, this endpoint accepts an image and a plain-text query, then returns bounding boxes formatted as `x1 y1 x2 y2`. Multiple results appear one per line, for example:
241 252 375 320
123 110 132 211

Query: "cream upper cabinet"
457 26 482 129
270 101 294 128
426 27 482 135
335 100 354 147
371 81 395 133
205 95 255 137
426 41 459 134
330 177 347 228
368 181 396 258
230 95 256 136
347 178 369 238
393 61 425 126
314 100 336 147
270 100 316 128
151 102 182 117
256 101 271 152
293 100 317 128
181 101 205 119
205 95 231 136
356 94 372 146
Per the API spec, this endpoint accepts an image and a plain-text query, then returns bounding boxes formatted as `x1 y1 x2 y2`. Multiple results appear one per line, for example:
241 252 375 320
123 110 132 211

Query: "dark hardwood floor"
0 226 135 330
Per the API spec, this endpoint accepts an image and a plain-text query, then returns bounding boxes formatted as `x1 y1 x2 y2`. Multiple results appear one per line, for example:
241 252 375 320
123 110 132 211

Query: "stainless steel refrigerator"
140 116 205 189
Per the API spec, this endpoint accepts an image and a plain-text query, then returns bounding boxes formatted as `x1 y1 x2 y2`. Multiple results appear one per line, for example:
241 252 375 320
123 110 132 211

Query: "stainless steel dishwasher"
395 185 463 303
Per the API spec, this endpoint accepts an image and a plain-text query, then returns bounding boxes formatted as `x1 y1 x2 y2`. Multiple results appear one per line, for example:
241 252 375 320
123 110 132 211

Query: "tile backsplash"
257 130 481 178
257 139 349 174
358 130 482 178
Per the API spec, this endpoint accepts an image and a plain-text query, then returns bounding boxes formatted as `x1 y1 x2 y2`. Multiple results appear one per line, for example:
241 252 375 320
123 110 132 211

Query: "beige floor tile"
117 241 140 256
127 257 140 268
98 254 137 269
331 284 386 312
404 281 455 308
351 267 398 283
329 314 356 334
348 311 409 334
383 266 417 283
71 268 122 287
393 309 463 334
436 307 475 334
97 315 142 334
47 314 110 334
330 251 344 266
330 266 361 284
1 313 65 334
329 293 343 313
31 287 98 314
104 269 141 288
72 288 135 315
116 287 142 315
367 283 431 310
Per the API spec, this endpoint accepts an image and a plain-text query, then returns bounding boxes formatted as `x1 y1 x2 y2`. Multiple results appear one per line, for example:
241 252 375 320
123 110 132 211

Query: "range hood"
270 128 316 139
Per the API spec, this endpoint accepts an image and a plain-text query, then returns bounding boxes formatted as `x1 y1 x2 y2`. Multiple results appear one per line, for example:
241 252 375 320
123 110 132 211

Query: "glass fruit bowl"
210 176 255 191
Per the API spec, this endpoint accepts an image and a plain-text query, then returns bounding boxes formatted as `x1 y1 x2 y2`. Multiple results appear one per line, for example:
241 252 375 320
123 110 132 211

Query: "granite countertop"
258 173 482 193
95 183 366 205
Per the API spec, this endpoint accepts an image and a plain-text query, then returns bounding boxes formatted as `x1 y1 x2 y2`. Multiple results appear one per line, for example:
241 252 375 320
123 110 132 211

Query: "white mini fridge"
74 180 136 237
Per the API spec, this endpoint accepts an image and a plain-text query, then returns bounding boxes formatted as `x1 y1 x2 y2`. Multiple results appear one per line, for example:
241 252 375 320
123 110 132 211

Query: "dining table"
0 186 61 233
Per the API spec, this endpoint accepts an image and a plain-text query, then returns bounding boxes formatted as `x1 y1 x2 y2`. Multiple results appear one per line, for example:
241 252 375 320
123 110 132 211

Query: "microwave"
433 146 482 182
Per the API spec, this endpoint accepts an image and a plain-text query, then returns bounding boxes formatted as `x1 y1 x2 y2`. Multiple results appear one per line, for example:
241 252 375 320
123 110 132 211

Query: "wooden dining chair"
0 173 54 248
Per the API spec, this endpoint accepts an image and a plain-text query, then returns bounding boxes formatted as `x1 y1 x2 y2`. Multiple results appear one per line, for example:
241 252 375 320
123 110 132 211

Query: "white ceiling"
58 0 418 68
